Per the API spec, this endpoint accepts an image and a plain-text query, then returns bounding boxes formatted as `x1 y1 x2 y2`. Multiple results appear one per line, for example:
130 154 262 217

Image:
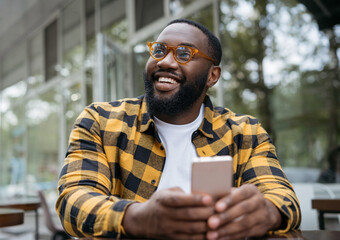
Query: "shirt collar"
140 96 154 133
199 96 214 139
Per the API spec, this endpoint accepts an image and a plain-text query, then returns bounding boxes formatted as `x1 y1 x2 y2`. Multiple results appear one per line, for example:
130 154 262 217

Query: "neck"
154 96 205 125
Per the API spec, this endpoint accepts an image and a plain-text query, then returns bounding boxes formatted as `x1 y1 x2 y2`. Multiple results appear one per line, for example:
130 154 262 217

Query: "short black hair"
167 18 222 65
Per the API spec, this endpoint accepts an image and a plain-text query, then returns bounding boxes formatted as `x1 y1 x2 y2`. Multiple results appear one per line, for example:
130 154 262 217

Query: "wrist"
122 202 143 237
265 199 282 230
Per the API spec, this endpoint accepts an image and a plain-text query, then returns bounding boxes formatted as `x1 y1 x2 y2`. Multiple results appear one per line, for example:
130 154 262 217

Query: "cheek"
146 58 157 73
185 64 208 80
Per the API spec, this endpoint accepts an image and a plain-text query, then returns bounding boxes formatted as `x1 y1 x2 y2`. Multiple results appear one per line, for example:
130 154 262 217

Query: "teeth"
158 77 177 84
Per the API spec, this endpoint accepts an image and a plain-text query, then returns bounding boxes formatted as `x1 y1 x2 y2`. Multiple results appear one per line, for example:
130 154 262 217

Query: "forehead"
156 23 207 50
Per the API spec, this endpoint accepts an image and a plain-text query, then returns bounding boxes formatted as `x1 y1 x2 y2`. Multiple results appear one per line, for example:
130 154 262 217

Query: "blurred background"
0 0 339 238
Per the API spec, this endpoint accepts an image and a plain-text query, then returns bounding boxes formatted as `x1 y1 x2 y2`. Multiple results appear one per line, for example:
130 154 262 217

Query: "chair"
37 190 69 240
292 183 319 230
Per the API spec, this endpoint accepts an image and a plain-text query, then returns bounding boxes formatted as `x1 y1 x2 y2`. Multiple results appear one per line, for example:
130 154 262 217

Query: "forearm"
243 127 301 231
262 183 301 232
242 157 301 231
56 185 135 237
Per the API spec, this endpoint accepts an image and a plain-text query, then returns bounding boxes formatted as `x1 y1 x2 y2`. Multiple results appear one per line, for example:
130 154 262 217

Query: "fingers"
208 187 264 229
155 219 209 239
173 220 209 234
205 185 279 240
157 189 213 207
169 206 215 220
207 207 267 239
214 184 258 212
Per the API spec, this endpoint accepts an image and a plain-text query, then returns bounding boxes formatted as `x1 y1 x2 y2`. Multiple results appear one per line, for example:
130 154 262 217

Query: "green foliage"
219 0 340 169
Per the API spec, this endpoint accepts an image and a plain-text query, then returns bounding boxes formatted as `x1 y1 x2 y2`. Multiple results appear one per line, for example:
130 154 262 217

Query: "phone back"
191 156 233 198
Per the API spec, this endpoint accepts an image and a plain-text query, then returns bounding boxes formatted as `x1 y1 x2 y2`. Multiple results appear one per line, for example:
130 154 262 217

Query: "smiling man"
56 19 301 240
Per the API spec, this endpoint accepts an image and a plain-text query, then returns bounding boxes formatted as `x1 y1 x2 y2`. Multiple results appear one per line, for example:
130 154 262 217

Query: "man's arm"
204 121 301 239
56 105 216 238
206 185 283 240
56 105 135 237
122 187 215 239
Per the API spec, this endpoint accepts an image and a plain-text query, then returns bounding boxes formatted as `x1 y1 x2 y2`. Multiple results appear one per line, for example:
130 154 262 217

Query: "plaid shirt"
56 95 301 238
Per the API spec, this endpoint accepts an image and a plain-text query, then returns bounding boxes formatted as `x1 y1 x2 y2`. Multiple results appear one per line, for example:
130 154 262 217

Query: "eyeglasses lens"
151 43 193 63
151 43 167 59
176 47 192 63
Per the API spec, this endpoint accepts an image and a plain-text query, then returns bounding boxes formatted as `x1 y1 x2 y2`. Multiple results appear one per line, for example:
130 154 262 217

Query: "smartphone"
191 155 233 198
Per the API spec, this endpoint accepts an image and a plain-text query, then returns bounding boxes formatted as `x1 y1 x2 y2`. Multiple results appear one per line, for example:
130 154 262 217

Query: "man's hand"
123 187 214 239
206 184 282 240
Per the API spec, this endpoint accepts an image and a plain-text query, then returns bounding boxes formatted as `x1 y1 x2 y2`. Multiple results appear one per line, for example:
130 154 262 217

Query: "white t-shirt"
154 105 204 193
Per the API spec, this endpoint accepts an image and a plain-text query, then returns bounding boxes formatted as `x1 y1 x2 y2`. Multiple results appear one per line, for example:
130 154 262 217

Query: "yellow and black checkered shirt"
56 95 301 238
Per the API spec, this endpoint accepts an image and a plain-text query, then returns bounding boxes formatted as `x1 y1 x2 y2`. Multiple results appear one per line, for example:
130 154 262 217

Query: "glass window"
101 0 126 32
100 0 128 101
44 20 58 81
26 88 60 183
104 18 128 45
103 39 127 100
132 33 160 97
170 0 195 16
103 19 128 101
65 82 83 145
1 42 27 90
62 0 82 76
135 0 164 31
85 0 96 105
0 81 27 186
28 31 44 89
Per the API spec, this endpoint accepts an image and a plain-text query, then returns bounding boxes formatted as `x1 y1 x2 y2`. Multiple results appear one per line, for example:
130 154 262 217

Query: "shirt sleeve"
236 122 301 233
55 105 136 238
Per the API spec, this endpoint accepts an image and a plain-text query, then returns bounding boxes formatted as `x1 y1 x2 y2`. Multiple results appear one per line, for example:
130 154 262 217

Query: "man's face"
144 23 213 116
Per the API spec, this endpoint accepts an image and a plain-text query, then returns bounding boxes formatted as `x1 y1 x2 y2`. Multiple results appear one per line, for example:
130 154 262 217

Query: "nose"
156 50 178 69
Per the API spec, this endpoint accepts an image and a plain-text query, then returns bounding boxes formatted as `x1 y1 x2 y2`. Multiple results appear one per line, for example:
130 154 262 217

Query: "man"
56 19 301 239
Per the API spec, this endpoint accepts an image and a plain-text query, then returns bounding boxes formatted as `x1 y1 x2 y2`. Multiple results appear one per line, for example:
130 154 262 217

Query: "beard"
143 69 208 116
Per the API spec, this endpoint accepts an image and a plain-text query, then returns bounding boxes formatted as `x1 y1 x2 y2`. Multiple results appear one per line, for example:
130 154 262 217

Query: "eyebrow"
158 41 198 49
178 42 198 48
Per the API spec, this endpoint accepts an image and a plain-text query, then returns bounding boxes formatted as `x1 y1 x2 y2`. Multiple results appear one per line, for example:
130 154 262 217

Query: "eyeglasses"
147 42 216 65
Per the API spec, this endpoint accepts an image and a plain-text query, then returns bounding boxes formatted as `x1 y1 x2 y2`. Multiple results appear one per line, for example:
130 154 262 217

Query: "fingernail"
207 231 218 239
216 201 226 211
202 195 212 205
209 216 220 228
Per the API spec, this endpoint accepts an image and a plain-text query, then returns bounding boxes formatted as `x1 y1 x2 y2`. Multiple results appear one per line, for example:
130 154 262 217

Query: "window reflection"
62 0 82 76
170 0 194 15
28 32 44 89
26 89 60 183
65 83 83 142
0 81 27 187
135 0 163 30
44 20 58 81
132 35 158 96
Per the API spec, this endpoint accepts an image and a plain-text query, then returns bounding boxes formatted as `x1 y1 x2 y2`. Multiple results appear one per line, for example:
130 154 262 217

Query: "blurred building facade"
0 0 339 197
0 0 225 192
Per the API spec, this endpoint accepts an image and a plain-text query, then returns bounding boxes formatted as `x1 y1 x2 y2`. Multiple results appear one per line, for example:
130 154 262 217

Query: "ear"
206 65 221 88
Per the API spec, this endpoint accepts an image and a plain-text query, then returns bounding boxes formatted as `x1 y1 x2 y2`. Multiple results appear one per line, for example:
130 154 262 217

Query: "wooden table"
311 199 340 230
77 230 340 239
0 208 24 227
0 198 40 240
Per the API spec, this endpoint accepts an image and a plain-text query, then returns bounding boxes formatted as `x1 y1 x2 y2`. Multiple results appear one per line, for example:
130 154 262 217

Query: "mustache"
150 69 184 81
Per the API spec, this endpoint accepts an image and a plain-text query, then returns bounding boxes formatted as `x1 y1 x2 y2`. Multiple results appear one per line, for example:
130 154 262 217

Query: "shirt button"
151 179 156 184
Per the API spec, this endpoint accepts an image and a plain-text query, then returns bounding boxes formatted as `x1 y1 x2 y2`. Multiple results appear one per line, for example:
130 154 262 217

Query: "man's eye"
177 48 191 60
153 48 165 57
